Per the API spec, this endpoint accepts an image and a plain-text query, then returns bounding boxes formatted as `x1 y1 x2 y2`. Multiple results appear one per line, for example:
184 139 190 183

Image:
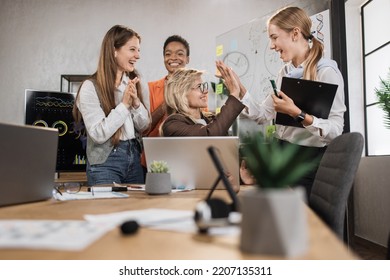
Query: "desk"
0 187 357 260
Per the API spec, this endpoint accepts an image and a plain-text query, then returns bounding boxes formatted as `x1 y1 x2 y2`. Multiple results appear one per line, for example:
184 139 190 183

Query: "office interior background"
0 0 388 252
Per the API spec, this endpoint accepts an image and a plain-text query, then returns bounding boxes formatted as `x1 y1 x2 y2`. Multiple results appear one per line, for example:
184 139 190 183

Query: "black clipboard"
275 77 338 128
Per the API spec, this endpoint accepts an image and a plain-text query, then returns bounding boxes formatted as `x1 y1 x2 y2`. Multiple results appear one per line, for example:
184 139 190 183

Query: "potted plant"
375 68 390 129
239 132 318 257
145 160 172 195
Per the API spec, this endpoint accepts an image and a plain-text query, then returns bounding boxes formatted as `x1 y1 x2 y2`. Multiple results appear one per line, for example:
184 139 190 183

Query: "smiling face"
268 23 310 67
186 76 208 111
164 41 189 75
268 23 296 63
115 36 140 73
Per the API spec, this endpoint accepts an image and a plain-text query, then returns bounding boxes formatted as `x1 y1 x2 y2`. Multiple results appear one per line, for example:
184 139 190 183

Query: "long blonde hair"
268 6 324 80
73 25 144 146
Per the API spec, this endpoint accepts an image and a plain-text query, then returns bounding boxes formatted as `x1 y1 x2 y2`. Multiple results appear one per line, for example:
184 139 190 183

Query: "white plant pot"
145 173 172 195
239 187 308 257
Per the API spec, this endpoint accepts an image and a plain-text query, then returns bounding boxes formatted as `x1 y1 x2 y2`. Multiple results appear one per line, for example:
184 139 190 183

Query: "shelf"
60 74 90 92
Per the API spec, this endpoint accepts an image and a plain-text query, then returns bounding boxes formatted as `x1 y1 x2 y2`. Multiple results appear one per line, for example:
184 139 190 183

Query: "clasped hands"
122 77 140 109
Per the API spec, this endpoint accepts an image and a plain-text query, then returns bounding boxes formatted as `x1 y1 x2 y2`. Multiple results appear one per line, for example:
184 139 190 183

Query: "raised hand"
215 60 240 99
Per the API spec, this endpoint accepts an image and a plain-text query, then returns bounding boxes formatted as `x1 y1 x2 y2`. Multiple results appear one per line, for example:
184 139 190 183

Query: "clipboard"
275 77 338 127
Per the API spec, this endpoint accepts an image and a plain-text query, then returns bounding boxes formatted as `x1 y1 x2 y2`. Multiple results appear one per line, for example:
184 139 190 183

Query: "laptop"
143 136 240 189
0 123 58 207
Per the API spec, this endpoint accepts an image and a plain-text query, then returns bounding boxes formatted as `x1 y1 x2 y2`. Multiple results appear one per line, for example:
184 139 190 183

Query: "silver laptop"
143 136 240 189
0 123 58 207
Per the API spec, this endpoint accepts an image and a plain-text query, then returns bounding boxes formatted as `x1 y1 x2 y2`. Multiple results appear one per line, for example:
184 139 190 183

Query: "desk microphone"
120 220 139 235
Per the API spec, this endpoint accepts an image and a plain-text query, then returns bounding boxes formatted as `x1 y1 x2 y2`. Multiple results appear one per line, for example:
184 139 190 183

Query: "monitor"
25 89 86 172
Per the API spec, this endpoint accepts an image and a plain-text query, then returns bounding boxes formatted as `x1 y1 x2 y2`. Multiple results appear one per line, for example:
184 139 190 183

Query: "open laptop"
0 123 58 207
143 136 240 189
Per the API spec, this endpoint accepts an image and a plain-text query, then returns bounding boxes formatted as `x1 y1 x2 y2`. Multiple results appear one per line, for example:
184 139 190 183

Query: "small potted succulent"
145 160 171 195
239 132 318 257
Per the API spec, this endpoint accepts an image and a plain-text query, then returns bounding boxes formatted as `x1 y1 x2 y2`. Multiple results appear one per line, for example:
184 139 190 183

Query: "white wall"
345 0 366 139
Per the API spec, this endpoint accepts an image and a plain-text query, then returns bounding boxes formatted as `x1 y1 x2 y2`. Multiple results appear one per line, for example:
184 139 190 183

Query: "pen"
87 186 128 192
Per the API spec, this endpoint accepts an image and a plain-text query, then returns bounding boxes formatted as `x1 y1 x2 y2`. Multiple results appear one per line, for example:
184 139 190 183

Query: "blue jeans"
87 139 144 186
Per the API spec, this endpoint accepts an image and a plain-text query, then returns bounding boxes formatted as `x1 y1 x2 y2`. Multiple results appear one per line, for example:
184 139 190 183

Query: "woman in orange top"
141 35 190 170
147 35 190 137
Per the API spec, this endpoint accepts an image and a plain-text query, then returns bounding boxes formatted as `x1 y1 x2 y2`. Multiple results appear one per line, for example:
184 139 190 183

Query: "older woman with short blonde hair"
161 66 246 136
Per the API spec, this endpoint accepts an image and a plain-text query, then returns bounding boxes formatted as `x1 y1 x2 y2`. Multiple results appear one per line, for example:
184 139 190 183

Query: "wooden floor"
350 237 387 260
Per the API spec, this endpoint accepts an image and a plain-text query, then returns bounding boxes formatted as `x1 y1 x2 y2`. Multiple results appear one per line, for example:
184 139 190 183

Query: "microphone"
120 220 139 235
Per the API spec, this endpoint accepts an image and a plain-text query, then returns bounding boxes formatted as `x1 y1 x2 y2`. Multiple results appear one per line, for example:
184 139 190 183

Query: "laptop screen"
143 136 240 190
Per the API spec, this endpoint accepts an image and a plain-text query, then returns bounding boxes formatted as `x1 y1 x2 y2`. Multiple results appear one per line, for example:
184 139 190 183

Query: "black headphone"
193 146 241 233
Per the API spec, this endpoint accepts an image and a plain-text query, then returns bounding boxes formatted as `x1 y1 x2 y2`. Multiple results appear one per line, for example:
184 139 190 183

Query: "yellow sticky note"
216 45 223 57
216 83 223 95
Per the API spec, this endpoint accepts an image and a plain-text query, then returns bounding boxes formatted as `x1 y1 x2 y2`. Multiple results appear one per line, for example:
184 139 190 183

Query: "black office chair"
309 132 364 241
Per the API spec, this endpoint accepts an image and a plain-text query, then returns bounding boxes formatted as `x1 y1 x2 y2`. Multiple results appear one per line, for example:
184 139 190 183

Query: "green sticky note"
216 83 223 95
266 125 276 139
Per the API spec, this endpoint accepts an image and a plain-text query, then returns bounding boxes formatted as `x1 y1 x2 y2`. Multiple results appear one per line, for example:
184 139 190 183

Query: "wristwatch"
294 111 306 123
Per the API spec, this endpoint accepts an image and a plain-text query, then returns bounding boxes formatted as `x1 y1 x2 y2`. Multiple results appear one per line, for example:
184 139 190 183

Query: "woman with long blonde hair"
217 6 346 198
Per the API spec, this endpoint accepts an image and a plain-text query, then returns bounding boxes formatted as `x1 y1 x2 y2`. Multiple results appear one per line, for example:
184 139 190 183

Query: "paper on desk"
84 208 239 236
114 183 194 192
0 220 114 251
53 191 129 201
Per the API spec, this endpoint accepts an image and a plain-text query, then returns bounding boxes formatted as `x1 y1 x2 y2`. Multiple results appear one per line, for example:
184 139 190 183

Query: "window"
362 0 390 155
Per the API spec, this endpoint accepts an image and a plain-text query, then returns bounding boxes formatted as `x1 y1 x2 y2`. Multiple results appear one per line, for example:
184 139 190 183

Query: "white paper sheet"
53 191 129 201
0 220 114 250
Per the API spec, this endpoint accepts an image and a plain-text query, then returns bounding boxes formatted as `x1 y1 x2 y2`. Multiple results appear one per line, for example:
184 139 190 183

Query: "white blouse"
241 60 346 147
77 74 150 144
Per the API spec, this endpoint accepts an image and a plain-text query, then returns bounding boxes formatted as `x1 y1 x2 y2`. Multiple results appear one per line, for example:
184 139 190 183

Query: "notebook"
276 76 338 127
0 123 58 207
143 136 240 190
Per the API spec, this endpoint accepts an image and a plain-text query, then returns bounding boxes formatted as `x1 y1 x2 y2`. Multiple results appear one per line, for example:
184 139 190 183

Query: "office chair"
309 132 364 241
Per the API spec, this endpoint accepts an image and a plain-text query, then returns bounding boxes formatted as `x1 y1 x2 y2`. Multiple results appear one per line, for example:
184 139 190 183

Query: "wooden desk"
0 188 357 260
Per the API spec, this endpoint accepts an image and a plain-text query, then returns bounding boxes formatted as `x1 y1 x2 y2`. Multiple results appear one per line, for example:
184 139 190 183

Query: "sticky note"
230 40 238 51
216 45 223 57
216 83 223 95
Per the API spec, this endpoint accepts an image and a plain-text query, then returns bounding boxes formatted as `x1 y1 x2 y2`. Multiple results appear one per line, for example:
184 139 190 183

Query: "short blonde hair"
164 68 204 117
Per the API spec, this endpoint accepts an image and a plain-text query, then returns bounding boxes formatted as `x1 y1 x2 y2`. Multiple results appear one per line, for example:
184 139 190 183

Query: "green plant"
375 68 390 129
149 160 169 173
241 133 319 189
